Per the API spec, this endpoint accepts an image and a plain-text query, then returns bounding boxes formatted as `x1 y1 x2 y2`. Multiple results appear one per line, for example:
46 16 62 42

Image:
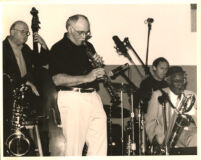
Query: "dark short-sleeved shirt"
140 75 167 93
49 33 98 89
134 75 168 113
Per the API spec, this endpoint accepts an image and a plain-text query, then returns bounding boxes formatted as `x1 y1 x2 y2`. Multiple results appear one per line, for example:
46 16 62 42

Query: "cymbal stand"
120 83 124 155
138 100 146 155
130 92 136 155
108 105 113 155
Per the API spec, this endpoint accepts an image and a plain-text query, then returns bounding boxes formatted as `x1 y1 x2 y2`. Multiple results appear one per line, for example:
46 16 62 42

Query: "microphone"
108 63 129 79
144 18 154 23
112 36 127 53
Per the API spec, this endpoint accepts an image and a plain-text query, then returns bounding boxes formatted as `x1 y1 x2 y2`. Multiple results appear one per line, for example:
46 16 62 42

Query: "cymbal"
103 105 130 118
112 83 136 93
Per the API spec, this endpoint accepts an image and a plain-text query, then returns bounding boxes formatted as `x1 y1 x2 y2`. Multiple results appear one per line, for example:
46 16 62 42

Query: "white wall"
1 3 198 65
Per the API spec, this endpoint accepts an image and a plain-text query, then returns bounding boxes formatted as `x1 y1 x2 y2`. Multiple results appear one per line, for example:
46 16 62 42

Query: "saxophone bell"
5 80 32 156
168 114 191 148
167 93 195 149
6 130 31 156
152 93 196 155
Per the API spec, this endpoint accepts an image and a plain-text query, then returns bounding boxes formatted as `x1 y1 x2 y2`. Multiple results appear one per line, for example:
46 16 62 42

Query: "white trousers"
57 90 107 156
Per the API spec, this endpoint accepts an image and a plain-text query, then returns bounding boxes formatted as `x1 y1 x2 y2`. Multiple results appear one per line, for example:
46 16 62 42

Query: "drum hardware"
108 82 135 155
107 124 122 155
103 80 135 156
109 75 137 155
102 104 125 156
107 105 113 155
120 86 124 155
137 100 146 155
124 92 136 155
103 105 130 118
112 82 136 93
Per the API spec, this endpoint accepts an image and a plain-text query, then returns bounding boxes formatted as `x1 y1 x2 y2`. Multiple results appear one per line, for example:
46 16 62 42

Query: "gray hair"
66 14 89 29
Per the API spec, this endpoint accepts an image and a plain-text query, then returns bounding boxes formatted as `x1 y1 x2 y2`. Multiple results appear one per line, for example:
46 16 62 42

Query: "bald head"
66 14 89 30
10 21 28 34
9 20 30 45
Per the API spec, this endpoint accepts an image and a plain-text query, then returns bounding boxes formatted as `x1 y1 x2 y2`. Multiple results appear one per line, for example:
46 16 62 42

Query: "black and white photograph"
0 0 200 159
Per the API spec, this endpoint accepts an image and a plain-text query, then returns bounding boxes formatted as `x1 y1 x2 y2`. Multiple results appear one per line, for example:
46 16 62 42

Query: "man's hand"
26 81 39 96
86 68 105 83
33 32 48 50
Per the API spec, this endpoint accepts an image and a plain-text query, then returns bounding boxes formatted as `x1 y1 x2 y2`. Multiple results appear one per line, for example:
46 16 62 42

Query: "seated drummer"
134 57 169 114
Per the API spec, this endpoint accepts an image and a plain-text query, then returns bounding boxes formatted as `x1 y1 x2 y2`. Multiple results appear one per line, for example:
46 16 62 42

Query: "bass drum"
107 124 122 155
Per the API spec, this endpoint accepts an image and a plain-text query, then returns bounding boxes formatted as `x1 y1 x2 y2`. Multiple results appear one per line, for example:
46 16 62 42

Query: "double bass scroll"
30 7 40 54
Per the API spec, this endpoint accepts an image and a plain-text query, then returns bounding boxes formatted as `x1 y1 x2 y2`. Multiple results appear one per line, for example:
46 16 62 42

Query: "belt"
56 86 96 93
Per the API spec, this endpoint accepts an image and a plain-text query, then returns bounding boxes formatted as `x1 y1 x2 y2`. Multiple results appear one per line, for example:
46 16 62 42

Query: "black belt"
56 86 96 93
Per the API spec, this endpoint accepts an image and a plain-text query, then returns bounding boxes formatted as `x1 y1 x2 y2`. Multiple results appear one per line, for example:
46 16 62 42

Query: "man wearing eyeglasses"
3 20 49 154
3 20 49 93
49 14 107 156
145 66 197 155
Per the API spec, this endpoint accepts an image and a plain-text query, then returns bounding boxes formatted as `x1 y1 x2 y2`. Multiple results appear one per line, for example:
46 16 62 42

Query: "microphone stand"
145 22 152 75
123 38 147 77
122 20 154 155
124 38 145 67
159 95 169 155
121 69 137 155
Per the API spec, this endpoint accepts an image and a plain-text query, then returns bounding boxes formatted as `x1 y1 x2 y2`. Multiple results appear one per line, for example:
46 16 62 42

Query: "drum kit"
103 82 136 155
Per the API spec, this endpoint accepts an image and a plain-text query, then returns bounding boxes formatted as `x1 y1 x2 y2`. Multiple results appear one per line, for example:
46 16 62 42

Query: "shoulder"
3 37 10 49
140 76 153 87
141 76 151 84
152 87 169 97
51 38 65 50
21 44 33 57
22 43 32 51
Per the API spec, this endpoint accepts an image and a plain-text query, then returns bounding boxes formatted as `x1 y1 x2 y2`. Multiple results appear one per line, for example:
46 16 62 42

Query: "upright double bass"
30 7 59 123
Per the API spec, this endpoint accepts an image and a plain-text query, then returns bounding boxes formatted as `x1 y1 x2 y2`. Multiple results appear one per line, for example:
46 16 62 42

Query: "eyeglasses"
71 25 91 37
13 29 30 36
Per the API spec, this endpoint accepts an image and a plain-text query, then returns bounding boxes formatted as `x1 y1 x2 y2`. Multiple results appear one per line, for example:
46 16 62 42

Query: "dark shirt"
3 36 49 131
3 37 49 85
134 75 168 113
140 75 167 93
49 33 98 89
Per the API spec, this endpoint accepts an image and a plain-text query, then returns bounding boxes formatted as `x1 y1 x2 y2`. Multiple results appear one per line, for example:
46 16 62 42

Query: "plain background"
0 1 200 160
